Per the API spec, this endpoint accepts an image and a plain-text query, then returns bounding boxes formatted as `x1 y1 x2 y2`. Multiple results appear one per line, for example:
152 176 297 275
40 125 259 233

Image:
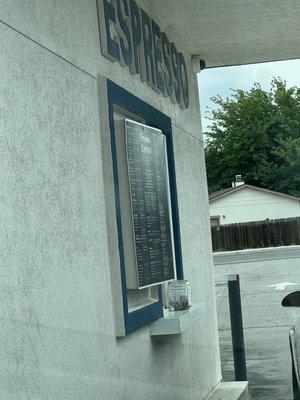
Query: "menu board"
125 119 175 288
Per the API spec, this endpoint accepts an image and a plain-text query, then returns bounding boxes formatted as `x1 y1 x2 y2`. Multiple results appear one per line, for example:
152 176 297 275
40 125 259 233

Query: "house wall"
210 187 300 225
0 1 221 400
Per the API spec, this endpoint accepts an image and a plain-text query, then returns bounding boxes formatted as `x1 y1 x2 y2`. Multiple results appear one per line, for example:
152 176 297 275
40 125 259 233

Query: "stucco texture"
0 1 221 399
0 20 114 399
0 0 203 140
148 0 300 67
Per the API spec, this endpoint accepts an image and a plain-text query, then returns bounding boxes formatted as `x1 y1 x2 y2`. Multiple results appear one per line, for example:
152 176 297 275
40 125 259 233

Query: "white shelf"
149 303 205 336
206 382 250 400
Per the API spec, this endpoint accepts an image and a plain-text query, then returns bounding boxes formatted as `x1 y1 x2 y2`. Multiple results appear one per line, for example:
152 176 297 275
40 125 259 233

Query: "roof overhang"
209 184 300 203
148 0 300 68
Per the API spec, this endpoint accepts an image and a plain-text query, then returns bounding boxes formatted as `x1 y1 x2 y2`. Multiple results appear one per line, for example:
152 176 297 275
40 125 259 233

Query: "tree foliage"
205 78 300 197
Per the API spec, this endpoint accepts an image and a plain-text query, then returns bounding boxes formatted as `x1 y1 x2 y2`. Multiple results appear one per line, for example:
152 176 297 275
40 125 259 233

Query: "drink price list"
125 120 175 288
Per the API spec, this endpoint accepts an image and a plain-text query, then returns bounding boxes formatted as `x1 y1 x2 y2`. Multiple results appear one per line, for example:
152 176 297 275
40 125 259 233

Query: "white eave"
148 0 300 68
209 184 300 203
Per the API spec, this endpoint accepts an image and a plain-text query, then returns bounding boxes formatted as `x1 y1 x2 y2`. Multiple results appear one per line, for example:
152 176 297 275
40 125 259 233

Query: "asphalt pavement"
214 246 300 400
213 246 300 266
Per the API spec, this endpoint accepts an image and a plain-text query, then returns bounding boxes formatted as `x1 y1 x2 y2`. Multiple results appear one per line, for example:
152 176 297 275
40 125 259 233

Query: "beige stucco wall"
0 1 221 399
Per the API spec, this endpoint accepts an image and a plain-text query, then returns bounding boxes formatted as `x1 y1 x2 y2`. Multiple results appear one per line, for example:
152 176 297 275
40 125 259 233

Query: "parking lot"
214 247 300 400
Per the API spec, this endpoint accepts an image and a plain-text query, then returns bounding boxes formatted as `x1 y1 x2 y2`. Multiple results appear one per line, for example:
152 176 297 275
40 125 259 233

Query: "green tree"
205 78 300 197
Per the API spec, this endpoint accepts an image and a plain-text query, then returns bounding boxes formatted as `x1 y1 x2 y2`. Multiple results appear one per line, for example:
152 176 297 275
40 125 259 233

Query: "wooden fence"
211 217 300 252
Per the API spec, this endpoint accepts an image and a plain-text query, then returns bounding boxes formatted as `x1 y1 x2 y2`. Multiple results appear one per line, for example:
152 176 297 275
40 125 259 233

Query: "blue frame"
107 79 183 335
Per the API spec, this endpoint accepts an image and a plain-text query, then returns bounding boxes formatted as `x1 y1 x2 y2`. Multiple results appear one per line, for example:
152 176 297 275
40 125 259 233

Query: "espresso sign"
98 0 189 109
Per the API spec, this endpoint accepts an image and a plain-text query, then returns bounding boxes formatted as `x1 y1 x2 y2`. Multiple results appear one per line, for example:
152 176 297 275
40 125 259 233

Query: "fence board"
211 217 300 252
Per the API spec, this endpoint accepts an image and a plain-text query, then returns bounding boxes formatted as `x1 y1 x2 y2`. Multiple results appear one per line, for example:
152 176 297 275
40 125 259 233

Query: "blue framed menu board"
125 119 175 289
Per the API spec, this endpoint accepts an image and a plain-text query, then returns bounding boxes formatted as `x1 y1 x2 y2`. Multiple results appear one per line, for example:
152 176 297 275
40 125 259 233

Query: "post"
227 274 247 381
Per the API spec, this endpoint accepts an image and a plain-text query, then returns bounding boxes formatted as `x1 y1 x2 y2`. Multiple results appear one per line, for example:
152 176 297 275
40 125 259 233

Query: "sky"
198 58 300 133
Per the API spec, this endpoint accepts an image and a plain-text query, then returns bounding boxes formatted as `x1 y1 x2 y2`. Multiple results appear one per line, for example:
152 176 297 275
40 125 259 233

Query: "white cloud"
198 59 300 132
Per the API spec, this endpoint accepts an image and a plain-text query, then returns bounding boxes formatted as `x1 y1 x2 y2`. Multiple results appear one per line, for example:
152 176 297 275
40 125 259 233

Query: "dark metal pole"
227 274 247 381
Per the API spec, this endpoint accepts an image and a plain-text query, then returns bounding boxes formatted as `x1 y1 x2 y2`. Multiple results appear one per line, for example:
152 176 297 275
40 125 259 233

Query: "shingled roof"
209 184 300 202
209 187 237 200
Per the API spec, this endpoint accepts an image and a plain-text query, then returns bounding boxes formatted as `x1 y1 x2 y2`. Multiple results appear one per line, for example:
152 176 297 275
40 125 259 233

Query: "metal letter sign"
125 120 175 288
97 0 190 109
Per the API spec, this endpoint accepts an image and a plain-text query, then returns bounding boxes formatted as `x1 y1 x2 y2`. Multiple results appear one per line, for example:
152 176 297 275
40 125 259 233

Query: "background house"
209 177 300 226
